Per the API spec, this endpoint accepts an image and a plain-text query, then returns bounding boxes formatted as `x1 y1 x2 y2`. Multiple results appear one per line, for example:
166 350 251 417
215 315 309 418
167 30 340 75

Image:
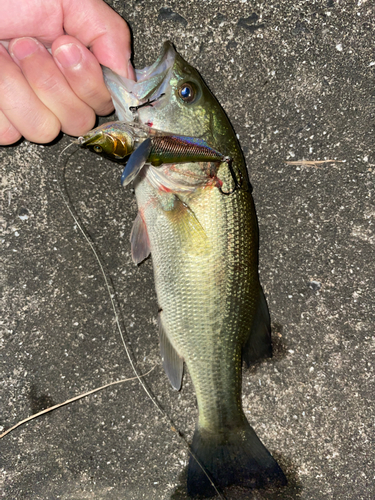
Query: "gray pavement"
1 1 374 499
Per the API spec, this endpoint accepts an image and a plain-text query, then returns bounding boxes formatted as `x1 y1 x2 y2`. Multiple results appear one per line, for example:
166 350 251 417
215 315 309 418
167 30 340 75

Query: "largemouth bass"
92 41 287 496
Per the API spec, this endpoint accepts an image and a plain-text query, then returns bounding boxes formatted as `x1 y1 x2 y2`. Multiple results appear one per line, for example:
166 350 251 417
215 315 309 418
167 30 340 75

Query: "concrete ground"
1 1 374 499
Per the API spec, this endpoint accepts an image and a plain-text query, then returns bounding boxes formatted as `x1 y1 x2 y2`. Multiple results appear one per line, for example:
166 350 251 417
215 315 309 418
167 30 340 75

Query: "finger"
0 110 22 145
9 37 96 137
52 35 114 116
0 3 64 44
0 44 60 144
63 0 135 79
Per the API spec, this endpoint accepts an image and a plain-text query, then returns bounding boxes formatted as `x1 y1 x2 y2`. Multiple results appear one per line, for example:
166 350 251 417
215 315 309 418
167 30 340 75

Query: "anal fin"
130 212 151 265
242 287 272 367
158 312 183 391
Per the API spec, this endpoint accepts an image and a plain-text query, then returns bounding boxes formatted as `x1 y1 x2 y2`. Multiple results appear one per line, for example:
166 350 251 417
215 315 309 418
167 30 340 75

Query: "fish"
89 41 287 496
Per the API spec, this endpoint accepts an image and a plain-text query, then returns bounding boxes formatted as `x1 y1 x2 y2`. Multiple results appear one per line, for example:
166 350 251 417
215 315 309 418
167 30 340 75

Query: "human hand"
0 0 135 145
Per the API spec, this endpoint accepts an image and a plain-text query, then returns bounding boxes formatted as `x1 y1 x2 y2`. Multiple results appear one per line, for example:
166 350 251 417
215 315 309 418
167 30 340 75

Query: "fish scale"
136 171 255 426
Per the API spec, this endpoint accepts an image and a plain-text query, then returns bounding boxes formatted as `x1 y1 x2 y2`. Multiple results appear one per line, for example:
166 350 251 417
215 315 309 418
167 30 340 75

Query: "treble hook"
129 94 166 113
219 158 244 195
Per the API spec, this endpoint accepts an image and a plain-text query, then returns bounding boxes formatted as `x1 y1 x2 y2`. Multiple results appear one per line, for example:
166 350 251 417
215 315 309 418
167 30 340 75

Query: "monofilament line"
56 145 159 411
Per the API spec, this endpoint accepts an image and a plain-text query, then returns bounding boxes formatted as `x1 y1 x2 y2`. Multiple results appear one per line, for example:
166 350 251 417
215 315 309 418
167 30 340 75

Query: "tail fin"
187 421 287 497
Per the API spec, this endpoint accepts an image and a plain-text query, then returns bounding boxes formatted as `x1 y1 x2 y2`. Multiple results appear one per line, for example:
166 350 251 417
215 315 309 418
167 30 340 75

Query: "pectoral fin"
242 287 272 366
130 212 151 264
164 196 209 253
158 312 183 391
121 138 152 186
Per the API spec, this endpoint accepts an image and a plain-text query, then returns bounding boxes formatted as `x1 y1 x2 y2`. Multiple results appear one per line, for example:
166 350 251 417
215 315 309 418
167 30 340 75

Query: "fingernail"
54 43 82 69
11 37 40 61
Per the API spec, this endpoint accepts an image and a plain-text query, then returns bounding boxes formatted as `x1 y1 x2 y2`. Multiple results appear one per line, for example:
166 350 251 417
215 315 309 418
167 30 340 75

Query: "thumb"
62 0 134 79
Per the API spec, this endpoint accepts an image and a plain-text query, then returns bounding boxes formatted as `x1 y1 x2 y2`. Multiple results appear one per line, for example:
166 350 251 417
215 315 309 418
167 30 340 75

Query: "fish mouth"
103 42 176 122
134 41 176 94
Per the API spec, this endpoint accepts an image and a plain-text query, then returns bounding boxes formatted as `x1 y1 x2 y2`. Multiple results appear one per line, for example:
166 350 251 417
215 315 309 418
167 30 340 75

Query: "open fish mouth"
103 42 176 123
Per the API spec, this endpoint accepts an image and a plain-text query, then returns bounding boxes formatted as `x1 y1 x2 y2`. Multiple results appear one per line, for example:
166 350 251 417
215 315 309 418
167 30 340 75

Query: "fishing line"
56 144 160 414
56 140 224 499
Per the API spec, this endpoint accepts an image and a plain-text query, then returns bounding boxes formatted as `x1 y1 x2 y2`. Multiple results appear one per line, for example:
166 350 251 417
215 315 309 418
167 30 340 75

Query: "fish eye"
178 83 196 103
93 145 103 153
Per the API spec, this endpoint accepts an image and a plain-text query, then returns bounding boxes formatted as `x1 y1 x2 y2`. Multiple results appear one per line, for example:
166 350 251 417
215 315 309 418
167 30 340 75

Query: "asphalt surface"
1 1 374 499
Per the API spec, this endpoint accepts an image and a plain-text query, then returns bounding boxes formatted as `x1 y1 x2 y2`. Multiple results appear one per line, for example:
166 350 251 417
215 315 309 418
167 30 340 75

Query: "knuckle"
0 64 22 99
96 100 114 116
32 72 61 95
26 113 61 144
61 108 96 137
86 91 113 115
0 121 21 145
81 83 104 102
72 78 112 115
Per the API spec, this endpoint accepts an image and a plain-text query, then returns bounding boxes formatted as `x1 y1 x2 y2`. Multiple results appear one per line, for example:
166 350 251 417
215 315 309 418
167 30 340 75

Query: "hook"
129 94 165 113
219 158 244 195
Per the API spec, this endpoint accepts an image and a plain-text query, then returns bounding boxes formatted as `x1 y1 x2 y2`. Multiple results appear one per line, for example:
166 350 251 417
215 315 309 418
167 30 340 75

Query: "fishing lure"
77 122 243 194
